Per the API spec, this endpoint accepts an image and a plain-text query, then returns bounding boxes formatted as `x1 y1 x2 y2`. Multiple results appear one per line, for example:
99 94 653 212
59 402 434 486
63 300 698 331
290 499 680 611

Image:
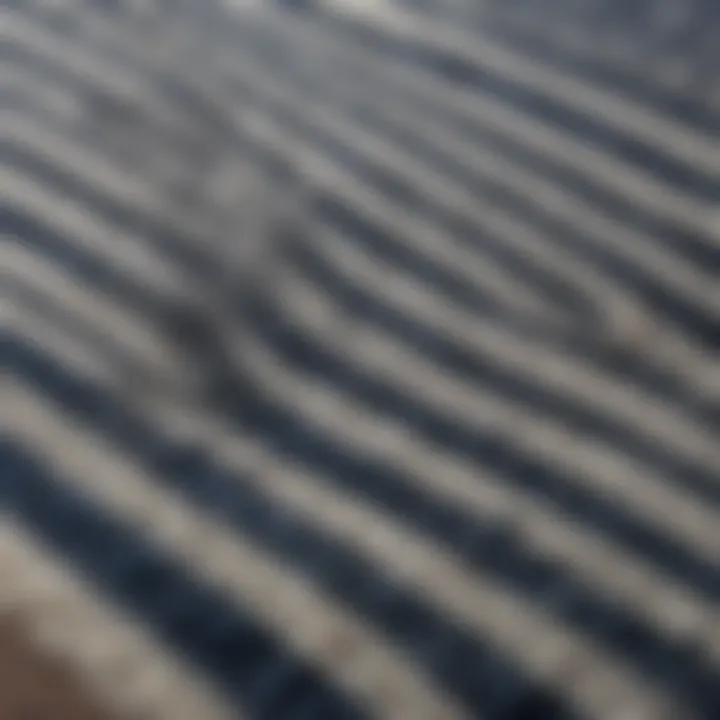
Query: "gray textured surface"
2 2 719 719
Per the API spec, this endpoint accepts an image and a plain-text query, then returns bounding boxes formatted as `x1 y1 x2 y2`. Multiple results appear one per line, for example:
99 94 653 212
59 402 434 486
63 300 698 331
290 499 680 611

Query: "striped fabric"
2 1 719 719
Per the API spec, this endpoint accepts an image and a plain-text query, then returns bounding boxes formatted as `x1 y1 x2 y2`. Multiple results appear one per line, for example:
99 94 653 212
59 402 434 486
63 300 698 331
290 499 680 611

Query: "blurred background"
2 2 719 719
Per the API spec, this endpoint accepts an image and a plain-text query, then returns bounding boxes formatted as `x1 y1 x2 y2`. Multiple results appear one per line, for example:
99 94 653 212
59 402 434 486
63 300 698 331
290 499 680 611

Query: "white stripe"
3 241 186 383
3 4 248 171
11 4 716 335
229 9 720 284
1 291 118 384
214 45 596 323
235 108 720 393
5 5 719 718
224 305 719 637
9 97 715 396
323 7 719 247
1 111 190 222
0 518 237 720
0 64 84 125
301 218 720 471
0 109 230 254
3 265 703 720
5 239 716 645
1 12 205 141
8 297 715 720
11 4 713 338
5 385 473 720
1 170 188 298
234 109 586 327
216 34 720 361
0 106 297 284
214 66 719 371
311 0 720 177
10 27 713 402
263 262 720 560
142 386 695 720
3 66 558 327
7 377 686 720
1 266 205 403
480 2 720 113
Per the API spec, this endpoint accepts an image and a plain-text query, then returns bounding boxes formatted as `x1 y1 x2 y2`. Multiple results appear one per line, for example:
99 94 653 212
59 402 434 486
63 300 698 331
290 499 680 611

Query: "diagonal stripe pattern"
2 2 719 720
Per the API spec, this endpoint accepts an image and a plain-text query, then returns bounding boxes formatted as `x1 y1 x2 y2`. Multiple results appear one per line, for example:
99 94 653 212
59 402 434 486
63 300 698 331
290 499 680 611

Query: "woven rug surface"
2 1 719 719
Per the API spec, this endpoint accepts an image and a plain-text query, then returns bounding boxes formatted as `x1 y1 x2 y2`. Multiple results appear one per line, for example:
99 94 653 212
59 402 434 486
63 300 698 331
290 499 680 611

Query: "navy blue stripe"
6 4 720 718
0 148 217 283
8 159 718 498
8 99 720 376
211 75 602 321
268 0 720 202
5 155 713 428
190 27 720 343
0 140 519 325
360 102 720 273
5 254 720 720
6 151 717 440
316 195 720 354
1 208 174 317
9 111 720 359
159 319 720 714
6 173 718 462
7 158 720 708
8 336 718 718
0 68 592 328
0 22 238 147
2 339 582 720
1 277 157 383
7 41 719 349
230 16 720 273
229 280 720 605
5 5 717 478
279 232 720 505
8 276 719 715
0 441 368 720
11 5 719 283
470 11 720 136
0 52 213 173
278 202 719 428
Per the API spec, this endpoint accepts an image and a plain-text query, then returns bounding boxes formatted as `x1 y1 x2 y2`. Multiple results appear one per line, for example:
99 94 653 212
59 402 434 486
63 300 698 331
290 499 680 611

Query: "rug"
2 1 719 719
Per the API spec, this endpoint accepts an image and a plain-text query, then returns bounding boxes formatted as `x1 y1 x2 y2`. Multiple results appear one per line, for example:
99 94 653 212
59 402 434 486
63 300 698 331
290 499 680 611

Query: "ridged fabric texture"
2 2 719 719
